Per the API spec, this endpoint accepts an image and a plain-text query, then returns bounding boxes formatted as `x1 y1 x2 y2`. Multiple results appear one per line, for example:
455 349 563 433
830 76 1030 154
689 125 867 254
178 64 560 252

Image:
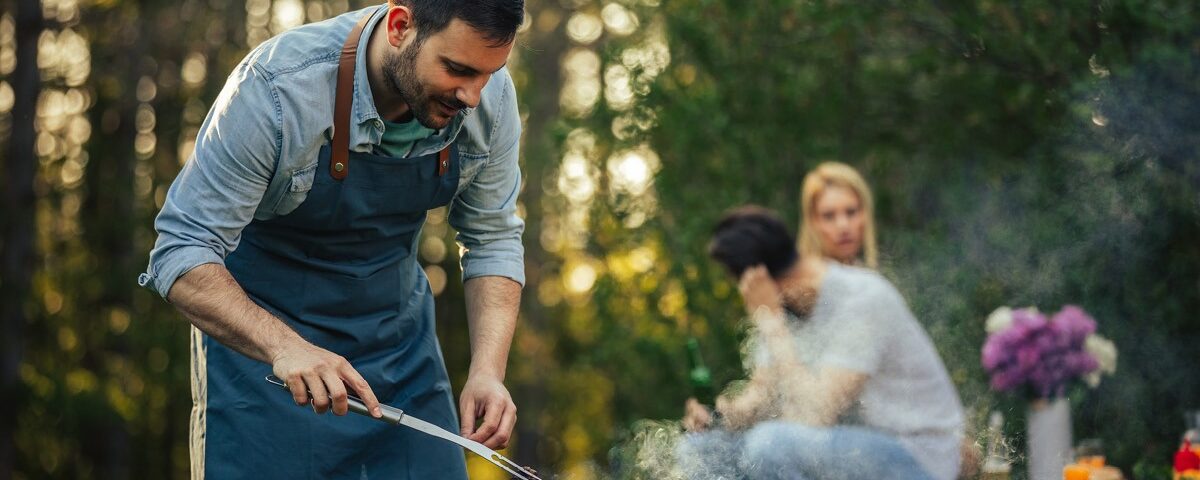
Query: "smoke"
608 419 688 480
885 50 1200 468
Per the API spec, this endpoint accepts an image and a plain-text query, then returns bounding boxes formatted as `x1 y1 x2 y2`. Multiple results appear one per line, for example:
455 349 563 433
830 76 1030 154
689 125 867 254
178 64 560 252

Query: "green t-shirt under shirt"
375 118 435 158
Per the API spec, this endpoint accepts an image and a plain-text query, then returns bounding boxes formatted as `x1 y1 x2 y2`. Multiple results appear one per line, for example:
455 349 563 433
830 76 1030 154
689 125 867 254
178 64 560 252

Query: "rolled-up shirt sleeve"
448 73 526 286
138 60 280 298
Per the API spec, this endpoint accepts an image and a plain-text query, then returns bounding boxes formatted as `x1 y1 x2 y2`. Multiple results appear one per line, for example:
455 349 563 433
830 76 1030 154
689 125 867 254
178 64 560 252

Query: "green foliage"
541 0 1200 475
4 0 1198 477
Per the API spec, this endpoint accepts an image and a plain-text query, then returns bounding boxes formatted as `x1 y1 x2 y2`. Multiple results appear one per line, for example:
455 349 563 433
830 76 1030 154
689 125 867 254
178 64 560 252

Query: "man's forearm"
748 308 837 425
752 310 865 426
718 380 772 430
752 308 817 395
463 276 521 379
167 263 303 364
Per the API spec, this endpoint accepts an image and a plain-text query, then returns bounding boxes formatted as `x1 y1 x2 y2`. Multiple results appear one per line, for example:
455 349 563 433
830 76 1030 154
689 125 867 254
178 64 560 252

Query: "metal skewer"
264 376 541 480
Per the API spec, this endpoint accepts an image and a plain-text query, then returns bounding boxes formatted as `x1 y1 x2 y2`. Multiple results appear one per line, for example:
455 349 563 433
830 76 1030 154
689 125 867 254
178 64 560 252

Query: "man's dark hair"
397 0 524 47
708 205 799 279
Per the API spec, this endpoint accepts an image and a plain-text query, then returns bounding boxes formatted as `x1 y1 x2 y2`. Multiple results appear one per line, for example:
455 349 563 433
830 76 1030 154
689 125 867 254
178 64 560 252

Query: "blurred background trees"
0 0 1196 478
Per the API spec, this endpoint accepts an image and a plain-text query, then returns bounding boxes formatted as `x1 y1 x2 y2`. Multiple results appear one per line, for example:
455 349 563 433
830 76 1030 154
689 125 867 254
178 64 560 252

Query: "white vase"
1027 397 1073 480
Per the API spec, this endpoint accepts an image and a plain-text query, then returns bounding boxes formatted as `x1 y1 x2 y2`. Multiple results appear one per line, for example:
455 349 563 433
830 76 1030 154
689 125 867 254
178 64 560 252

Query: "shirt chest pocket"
454 152 488 196
270 162 318 216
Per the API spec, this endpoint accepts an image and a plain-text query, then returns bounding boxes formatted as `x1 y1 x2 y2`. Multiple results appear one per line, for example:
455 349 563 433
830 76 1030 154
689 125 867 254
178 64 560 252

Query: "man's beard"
381 39 463 129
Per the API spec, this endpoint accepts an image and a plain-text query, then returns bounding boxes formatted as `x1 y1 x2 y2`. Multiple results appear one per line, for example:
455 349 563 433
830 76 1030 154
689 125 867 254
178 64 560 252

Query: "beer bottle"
686 337 715 406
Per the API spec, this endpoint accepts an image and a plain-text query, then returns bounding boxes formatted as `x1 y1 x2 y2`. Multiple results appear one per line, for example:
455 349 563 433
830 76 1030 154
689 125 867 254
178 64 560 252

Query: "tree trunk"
80 2 145 477
511 5 569 470
0 0 43 478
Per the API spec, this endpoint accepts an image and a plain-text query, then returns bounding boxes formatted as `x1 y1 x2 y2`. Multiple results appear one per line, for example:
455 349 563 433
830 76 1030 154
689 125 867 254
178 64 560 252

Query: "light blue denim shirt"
139 5 525 298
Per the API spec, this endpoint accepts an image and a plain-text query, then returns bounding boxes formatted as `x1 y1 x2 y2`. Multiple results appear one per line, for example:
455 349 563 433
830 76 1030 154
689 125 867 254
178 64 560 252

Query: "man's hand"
459 374 516 449
738 265 783 317
681 397 713 432
712 380 774 431
271 338 382 418
167 264 382 419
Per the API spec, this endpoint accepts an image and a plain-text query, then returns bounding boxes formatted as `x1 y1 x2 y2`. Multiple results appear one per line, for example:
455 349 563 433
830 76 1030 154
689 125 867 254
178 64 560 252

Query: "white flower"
985 307 1014 334
1084 334 1118 388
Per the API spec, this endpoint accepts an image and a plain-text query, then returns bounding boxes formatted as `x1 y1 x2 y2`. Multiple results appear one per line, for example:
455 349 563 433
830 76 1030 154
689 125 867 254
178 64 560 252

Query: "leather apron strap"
438 147 450 176
331 12 454 181
331 13 373 181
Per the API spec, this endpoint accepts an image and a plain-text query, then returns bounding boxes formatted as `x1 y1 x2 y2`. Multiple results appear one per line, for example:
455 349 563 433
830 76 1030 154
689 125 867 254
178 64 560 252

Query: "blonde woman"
798 162 878 268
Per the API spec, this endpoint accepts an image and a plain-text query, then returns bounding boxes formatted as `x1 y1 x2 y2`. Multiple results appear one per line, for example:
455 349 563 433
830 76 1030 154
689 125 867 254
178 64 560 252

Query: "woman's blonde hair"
798 162 878 268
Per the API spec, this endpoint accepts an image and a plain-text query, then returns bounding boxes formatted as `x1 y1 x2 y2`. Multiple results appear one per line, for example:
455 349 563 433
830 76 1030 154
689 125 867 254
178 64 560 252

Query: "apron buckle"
437 148 450 176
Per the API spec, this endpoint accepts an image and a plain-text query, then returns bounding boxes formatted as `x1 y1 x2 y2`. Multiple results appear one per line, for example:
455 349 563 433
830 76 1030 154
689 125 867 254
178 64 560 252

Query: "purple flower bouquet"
981 306 1116 399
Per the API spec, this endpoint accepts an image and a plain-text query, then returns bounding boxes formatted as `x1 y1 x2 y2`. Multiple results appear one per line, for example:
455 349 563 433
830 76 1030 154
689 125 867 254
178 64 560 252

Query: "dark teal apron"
193 13 468 480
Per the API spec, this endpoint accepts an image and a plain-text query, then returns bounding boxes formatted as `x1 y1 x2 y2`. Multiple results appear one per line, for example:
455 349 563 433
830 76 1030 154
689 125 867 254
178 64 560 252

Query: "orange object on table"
1079 456 1106 468
1065 463 1091 480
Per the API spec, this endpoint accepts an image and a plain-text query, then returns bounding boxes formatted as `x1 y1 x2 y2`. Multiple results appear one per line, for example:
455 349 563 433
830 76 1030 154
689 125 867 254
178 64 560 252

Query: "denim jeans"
677 421 935 480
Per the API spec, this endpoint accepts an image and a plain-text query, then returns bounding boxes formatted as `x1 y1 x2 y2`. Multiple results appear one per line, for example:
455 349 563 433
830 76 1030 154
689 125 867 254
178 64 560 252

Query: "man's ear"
385 5 415 47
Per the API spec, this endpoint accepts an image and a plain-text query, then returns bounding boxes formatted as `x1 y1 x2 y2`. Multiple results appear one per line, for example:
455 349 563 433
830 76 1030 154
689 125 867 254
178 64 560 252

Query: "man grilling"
139 1 526 477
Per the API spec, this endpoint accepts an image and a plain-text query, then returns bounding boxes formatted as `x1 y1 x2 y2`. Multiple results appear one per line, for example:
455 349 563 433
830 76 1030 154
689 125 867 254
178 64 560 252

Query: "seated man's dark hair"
396 0 525 47
708 205 799 279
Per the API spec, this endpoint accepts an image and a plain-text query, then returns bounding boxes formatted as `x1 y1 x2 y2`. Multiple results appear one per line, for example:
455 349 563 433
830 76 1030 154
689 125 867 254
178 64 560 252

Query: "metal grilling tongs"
265 376 541 480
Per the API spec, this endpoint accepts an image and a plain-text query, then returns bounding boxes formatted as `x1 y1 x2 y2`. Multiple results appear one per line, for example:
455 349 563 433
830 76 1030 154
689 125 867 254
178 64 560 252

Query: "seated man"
678 206 964 480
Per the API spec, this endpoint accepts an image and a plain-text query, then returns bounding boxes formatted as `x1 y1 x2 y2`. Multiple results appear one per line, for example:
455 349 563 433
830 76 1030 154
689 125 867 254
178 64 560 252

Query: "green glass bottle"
686 337 715 406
